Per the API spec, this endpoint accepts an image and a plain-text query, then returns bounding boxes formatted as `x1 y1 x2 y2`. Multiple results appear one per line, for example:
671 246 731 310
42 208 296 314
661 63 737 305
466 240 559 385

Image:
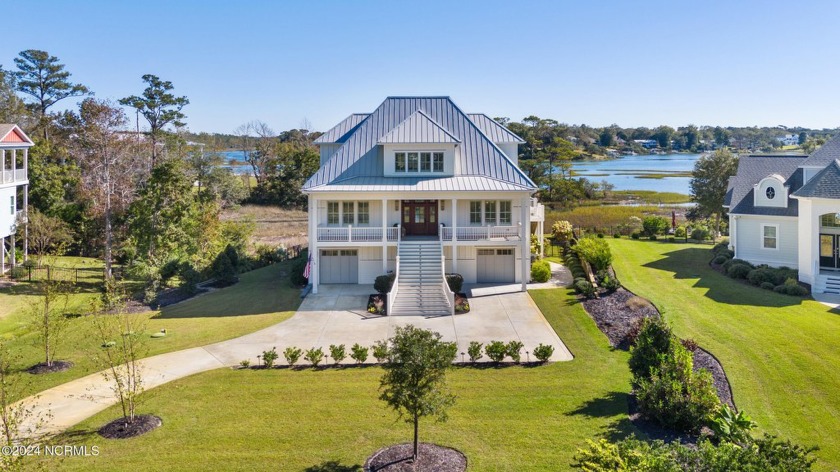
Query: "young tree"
690 149 739 239
73 98 143 278
27 278 72 369
13 49 90 140
119 74 189 168
378 326 457 463
26 207 73 264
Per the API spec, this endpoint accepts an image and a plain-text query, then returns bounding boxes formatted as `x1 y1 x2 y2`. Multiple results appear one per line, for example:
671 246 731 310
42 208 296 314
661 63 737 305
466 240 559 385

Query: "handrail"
441 253 455 316
387 253 400 316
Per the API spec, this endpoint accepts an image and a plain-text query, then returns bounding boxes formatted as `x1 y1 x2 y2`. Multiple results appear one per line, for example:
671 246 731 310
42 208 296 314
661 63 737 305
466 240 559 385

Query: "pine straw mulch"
98 415 162 439
364 443 467 472
27 360 73 375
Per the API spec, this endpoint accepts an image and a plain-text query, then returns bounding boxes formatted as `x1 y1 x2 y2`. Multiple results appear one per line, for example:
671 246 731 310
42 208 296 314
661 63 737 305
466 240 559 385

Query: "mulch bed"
154 287 209 308
365 443 466 472
581 287 659 350
98 415 162 439
27 360 73 375
693 347 735 409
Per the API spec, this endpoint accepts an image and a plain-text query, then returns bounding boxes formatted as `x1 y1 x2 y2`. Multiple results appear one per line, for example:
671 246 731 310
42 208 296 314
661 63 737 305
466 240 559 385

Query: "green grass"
609 190 690 204
0 261 301 401
608 239 840 470
42 289 638 471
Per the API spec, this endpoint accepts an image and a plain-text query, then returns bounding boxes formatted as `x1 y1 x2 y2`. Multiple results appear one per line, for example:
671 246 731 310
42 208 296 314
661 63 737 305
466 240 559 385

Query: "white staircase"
389 240 453 316
815 273 840 294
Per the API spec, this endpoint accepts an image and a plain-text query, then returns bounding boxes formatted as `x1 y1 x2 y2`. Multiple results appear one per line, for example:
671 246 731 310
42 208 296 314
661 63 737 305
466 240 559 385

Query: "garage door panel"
477 249 514 283
321 250 358 284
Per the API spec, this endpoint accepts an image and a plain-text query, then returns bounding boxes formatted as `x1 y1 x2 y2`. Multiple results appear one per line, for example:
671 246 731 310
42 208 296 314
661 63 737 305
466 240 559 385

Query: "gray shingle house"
303 97 545 315
725 135 840 293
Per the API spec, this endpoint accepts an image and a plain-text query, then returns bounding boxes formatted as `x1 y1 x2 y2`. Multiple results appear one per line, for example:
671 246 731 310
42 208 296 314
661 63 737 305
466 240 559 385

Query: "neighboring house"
777 134 800 146
725 135 840 293
0 124 32 274
303 97 545 315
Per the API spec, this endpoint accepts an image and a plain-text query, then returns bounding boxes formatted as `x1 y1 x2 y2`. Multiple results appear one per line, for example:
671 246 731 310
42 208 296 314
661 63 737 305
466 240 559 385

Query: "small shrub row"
574 277 596 298
573 237 613 272
564 252 587 280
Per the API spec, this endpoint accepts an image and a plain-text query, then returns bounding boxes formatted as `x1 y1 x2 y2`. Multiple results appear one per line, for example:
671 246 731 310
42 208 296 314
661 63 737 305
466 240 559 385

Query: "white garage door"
320 250 358 284
477 248 515 283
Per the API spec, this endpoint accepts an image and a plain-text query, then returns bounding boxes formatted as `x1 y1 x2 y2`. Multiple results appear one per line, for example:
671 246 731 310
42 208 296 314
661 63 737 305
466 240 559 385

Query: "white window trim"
761 223 779 250
394 150 447 174
326 201 371 227
468 200 514 227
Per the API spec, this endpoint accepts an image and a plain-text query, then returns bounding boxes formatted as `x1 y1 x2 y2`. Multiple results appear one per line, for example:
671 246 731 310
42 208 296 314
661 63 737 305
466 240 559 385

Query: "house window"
484 201 497 225
342 202 355 225
395 152 406 172
420 152 431 172
499 201 512 225
766 187 775 199
407 152 419 172
327 202 339 225
821 214 840 228
9 196 14 215
762 225 777 249
433 152 444 172
357 202 370 225
469 201 482 224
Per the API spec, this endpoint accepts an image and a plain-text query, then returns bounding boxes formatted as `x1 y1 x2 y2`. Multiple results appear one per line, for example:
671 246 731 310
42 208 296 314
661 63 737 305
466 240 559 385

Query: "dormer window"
766 187 775 199
395 151 444 173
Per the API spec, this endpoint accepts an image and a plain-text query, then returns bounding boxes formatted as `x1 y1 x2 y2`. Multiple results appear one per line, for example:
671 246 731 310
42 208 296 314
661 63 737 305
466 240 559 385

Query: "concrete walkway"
812 292 840 309
16 278 573 437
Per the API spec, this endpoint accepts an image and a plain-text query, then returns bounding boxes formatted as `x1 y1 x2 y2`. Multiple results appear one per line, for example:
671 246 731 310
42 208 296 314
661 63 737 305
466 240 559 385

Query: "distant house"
0 124 32 274
777 134 800 146
725 135 840 293
633 139 658 149
302 97 545 315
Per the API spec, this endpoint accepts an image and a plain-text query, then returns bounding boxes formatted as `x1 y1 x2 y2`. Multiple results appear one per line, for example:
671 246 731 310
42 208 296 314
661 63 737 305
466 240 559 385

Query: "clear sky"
2 0 839 133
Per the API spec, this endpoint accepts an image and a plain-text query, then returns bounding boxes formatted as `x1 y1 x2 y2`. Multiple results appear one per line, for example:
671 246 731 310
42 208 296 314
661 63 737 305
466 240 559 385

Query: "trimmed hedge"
530 260 551 283
727 263 752 279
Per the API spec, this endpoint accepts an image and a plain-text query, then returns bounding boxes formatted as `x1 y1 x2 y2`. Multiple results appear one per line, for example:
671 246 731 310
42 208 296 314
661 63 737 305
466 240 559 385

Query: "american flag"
303 253 312 279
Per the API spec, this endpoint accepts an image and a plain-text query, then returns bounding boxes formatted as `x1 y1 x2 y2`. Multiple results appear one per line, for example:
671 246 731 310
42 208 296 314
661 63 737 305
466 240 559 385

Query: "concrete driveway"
204 284 573 364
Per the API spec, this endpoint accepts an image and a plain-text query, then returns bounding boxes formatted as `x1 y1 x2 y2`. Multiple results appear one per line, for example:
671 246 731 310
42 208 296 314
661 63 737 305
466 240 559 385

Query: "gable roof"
726 154 806 217
467 114 525 143
313 113 369 144
304 97 535 191
800 135 840 167
0 124 34 146
792 160 840 199
377 109 461 144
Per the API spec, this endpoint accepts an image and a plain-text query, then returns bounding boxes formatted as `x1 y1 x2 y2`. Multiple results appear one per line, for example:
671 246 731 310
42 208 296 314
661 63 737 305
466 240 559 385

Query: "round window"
766 187 775 199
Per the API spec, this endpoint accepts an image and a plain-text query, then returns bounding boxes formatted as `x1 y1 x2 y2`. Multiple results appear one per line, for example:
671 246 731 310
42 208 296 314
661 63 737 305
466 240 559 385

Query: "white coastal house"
725 135 840 293
0 124 32 274
303 97 545 315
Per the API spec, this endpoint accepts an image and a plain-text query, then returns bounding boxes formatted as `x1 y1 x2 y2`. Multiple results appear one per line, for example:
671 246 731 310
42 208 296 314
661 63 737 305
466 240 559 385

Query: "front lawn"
42 289 638 471
0 261 301 400
608 238 840 470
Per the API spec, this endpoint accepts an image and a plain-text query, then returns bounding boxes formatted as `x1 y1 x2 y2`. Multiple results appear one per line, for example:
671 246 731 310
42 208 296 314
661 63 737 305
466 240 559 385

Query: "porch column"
310 195 319 294
451 198 458 273
23 185 28 261
11 149 15 178
1 149 5 183
521 196 530 292
1 236 5 274
382 198 388 273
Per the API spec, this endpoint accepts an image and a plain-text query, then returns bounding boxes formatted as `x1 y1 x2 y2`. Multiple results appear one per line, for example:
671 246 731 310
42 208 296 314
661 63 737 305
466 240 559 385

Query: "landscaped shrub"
485 341 508 363
642 216 669 236
329 344 346 364
9 266 27 279
727 263 752 279
675 226 687 238
691 228 710 241
635 341 721 433
530 260 551 283
613 233 621 238
533 343 554 363
596 233 604 238
747 268 779 286
283 346 303 366
239 359 251 369
573 237 612 271
261 347 279 368
211 251 239 285
178 261 201 295
574 279 596 298
774 279 809 297
629 317 673 380
304 347 324 367
712 255 729 265
711 241 729 254
290 249 309 286
649 235 658 241
680 338 699 352
564 253 587 279
552 220 574 243
467 341 483 362
372 340 389 363
506 341 524 363
631 232 640 240
255 244 287 266
350 343 368 364
374 273 396 294
722 258 754 271
601 275 621 292
709 404 757 445
761 281 776 290
445 273 464 293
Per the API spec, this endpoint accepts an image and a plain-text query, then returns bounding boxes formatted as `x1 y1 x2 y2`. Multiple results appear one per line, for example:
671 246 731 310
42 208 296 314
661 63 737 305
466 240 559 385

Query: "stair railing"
388 251 400 317
441 252 455 316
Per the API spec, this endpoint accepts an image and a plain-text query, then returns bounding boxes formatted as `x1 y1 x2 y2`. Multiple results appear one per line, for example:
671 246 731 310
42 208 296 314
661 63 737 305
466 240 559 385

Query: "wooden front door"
402 200 438 236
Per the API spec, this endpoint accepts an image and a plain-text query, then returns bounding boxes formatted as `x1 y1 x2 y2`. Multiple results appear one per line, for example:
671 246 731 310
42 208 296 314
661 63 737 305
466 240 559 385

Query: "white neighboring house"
303 97 545 315
725 135 840 293
0 124 32 274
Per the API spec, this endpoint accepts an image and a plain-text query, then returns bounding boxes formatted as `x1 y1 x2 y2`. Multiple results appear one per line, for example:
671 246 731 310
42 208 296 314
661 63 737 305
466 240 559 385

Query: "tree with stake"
27 278 72 372
378 325 457 463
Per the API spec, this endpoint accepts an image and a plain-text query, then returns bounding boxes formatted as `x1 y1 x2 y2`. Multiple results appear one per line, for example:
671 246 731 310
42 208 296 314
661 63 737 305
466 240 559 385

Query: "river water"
570 153 703 194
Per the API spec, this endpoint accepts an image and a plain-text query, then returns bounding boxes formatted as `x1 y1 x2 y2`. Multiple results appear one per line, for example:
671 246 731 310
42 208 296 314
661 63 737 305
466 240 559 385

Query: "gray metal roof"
377 110 461 144
792 160 840 199
313 114 369 144
467 114 525 143
305 176 533 193
800 134 840 167
304 97 535 192
727 154 806 216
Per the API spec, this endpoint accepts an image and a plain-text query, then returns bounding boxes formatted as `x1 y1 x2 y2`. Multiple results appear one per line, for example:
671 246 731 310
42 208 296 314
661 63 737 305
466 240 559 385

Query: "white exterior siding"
753 177 788 208
382 144 456 177
0 186 16 237
733 215 798 268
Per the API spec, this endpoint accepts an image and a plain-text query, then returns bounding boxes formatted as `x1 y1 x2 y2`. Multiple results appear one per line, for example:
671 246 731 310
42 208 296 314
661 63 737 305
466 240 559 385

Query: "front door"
402 200 438 236
820 234 840 269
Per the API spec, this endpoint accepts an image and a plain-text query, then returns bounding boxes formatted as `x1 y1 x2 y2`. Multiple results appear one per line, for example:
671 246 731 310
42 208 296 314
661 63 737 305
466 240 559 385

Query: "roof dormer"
754 174 788 208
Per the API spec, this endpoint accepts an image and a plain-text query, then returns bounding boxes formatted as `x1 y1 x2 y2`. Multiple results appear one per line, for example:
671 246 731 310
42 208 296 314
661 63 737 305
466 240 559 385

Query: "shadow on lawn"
567 391 639 442
641 247 803 308
304 460 363 472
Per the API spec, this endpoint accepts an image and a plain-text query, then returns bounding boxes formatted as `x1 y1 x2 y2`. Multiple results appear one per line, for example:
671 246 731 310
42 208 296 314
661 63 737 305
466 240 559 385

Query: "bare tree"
73 98 143 278
27 278 72 369
234 121 277 185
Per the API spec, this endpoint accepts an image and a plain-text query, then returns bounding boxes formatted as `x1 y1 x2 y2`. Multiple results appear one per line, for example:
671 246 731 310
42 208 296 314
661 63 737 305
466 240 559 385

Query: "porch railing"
0 168 27 184
316 225 401 242
439 225 521 241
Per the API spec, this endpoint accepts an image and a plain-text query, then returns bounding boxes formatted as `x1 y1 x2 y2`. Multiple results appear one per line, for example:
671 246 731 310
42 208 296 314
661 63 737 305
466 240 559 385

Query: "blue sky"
2 0 839 133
